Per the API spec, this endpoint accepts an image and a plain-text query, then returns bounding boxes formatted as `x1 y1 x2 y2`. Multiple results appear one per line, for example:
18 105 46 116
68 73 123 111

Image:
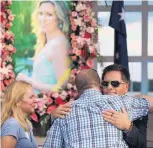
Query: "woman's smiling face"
38 2 59 34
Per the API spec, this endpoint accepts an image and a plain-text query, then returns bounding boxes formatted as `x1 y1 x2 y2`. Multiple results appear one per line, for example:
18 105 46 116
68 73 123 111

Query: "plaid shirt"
43 89 149 148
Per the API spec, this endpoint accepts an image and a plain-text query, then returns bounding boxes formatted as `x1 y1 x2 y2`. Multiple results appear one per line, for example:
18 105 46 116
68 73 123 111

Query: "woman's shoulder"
2 117 20 127
47 35 68 46
1 117 21 136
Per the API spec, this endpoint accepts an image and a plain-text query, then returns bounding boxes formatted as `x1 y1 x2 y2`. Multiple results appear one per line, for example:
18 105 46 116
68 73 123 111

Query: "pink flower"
87 2 92 7
52 92 59 98
5 22 12 29
84 15 90 22
8 14 14 21
86 58 94 68
67 90 72 96
91 19 97 27
7 0 12 5
5 33 11 40
71 69 78 75
4 79 10 86
47 105 56 114
73 92 79 98
7 9 11 15
47 98 53 105
30 113 38 122
71 25 77 31
2 49 10 60
72 11 78 17
35 98 47 112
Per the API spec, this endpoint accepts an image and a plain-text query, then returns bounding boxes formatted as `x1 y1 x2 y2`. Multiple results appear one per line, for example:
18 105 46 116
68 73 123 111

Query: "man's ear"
125 82 129 93
100 87 104 94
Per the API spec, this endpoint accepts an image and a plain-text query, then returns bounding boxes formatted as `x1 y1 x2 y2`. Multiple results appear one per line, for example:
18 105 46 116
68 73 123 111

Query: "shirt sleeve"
123 121 147 147
123 96 149 121
42 119 64 148
1 120 20 140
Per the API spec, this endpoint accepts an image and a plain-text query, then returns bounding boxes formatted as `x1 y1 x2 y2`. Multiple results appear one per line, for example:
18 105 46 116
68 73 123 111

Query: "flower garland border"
0 0 16 95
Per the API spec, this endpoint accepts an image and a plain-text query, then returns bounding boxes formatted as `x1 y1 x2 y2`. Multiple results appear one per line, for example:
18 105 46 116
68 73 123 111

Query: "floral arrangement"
70 1 99 69
1 0 99 125
0 0 16 96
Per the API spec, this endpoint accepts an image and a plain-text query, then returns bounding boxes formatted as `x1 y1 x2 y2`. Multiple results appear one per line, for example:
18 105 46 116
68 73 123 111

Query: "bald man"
43 69 153 148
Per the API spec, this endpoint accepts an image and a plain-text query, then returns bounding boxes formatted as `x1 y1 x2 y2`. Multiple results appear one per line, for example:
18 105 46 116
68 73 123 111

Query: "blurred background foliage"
11 1 37 76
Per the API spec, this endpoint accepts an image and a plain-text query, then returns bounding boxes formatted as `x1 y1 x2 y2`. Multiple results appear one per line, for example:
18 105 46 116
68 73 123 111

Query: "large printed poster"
2 0 98 124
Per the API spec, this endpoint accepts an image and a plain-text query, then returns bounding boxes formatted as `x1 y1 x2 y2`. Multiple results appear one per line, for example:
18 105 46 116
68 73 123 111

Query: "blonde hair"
1 81 32 131
32 0 70 55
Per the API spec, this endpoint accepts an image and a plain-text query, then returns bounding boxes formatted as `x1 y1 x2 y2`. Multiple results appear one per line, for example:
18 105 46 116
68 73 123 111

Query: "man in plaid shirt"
43 69 153 148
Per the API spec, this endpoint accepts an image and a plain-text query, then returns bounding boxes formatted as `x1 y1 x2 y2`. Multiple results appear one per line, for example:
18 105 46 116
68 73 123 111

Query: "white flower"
0 66 11 75
74 17 82 26
76 3 86 12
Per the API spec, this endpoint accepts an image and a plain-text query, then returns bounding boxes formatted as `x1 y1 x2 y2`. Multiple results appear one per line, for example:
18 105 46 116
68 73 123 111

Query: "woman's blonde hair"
32 0 70 55
1 81 33 131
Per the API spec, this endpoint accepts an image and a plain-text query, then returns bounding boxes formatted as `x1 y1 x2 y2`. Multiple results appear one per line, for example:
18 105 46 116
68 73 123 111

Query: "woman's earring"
59 23 63 29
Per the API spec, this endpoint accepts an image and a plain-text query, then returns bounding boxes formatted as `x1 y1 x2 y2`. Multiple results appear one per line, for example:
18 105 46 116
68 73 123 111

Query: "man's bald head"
75 69 101 94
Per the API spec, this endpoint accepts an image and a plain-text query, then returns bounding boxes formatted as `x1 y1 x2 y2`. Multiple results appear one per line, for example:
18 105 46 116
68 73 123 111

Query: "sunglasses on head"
101 81 126 88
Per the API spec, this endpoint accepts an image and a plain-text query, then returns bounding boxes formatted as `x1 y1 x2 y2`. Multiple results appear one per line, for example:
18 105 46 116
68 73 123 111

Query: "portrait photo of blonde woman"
16 0 71 93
